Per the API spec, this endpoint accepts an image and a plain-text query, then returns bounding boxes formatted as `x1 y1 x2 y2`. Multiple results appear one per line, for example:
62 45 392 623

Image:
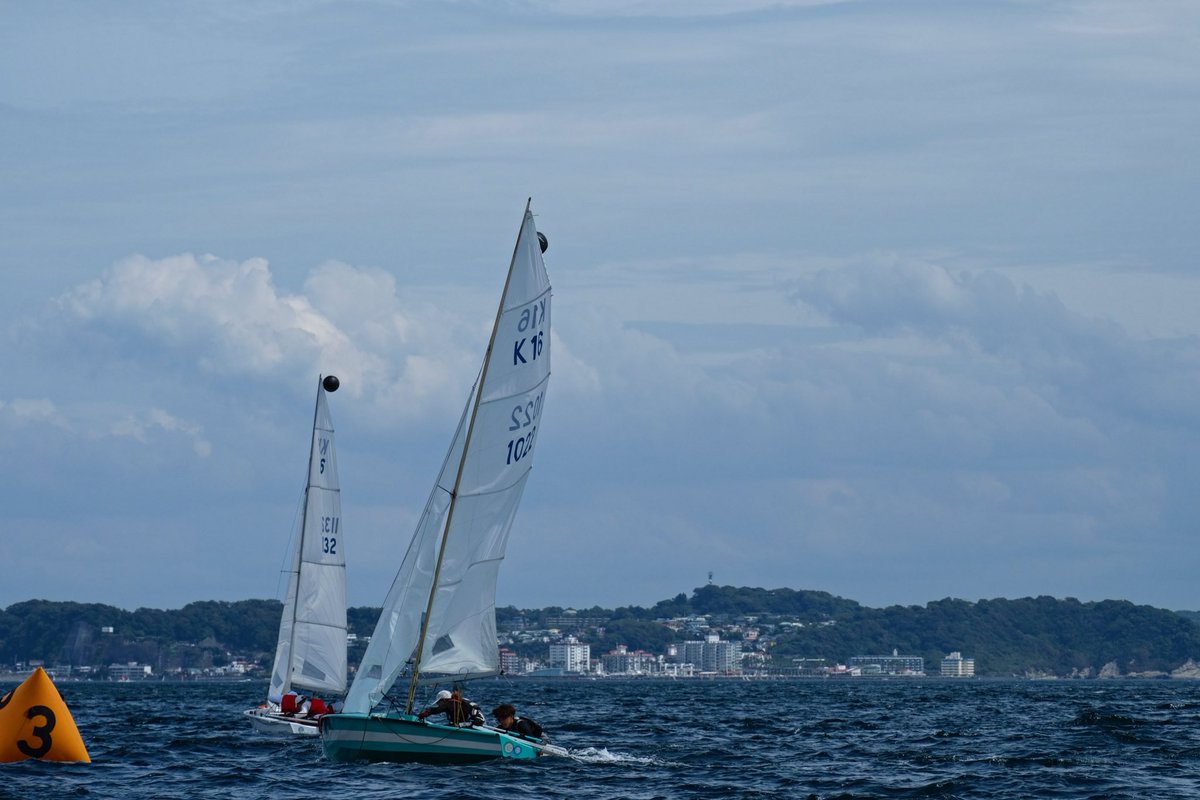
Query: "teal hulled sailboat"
320 202 559 764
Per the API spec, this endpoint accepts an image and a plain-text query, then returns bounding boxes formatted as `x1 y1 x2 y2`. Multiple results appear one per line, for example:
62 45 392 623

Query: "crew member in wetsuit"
417 688 485 726
491 703 545 739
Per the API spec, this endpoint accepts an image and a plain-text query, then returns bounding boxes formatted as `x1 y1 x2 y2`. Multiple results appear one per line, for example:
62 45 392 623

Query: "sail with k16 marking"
344 201 551 713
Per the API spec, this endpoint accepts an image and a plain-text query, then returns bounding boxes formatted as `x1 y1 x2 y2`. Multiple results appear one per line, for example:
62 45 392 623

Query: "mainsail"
268 377 348 700
344 202 551 714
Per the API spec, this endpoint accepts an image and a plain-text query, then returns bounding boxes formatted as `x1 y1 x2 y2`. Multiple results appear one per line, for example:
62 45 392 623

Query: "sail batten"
344 204 551 715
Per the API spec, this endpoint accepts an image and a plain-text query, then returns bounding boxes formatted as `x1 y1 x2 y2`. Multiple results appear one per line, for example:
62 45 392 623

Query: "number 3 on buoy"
0 667 90 763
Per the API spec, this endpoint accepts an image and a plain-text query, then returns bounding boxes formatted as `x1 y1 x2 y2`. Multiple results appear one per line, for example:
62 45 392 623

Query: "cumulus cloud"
56 253 481 425
790 258 1140 417
789 256 1200 429
769 256 1200 555
59 253 356 373
792 255 1075 341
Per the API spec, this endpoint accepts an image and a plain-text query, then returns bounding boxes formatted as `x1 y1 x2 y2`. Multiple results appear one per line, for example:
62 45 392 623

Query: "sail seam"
293 620 347 631
480 371 551 406
457 475 533 500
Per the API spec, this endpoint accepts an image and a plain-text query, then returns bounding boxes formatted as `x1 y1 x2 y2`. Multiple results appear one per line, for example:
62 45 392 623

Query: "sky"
2 0 1199 615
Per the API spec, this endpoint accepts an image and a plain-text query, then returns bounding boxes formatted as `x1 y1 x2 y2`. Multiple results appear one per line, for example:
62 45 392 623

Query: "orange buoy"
0 667 90 763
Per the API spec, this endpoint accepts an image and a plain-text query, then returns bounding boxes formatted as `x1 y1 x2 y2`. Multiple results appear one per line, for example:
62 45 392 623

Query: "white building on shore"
678 633 742 674
601 645 659 675
549 636 591 674
940 651 976 677
850 649 925 676
109 662 153 681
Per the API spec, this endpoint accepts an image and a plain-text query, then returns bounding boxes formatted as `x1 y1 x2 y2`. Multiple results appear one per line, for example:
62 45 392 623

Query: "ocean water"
4 678 1200 799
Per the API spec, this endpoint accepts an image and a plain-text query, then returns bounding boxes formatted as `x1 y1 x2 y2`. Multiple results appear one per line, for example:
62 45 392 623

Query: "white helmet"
436 690 452 701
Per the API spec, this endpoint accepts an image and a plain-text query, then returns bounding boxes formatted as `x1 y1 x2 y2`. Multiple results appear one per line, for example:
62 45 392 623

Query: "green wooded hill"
3 586 1199 677
764 593 1200 676
502 586 1200 676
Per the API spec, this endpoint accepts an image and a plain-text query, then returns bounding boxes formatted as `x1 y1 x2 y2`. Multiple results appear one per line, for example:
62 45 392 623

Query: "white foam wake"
559 746 669 765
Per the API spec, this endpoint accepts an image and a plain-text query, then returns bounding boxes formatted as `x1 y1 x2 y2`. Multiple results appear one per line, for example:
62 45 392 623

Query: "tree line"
4 586 1199 677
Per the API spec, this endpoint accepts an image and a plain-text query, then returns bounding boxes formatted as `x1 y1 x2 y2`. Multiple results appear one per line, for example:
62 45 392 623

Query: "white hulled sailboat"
246 375 348 735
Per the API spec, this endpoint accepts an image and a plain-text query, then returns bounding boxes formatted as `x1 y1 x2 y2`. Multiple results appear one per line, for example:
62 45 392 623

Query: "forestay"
345 203 551 714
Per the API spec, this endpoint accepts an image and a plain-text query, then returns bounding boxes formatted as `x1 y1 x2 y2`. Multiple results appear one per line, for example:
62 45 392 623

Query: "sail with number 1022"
245 374 348 736
320 201 561 764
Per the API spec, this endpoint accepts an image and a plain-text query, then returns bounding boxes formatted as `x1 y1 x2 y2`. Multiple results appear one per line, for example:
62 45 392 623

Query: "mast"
404 199 533 713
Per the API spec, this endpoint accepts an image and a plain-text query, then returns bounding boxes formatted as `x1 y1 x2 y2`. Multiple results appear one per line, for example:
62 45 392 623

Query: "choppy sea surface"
5 678 1200 799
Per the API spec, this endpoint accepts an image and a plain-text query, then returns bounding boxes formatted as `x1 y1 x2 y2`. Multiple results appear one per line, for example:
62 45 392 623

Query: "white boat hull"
244 706 321 736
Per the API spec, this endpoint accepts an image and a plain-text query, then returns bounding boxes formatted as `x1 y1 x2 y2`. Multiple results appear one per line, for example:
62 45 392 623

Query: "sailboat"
320 201 559 764
245 374 348 736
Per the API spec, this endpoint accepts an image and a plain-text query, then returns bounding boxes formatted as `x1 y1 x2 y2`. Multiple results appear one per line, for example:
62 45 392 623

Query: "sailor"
491 703 545 740
417 688 485 727
280 690 303 715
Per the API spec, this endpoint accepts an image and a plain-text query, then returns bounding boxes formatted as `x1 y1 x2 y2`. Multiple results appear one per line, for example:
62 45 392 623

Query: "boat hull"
244 707 321 736
320 713 548 764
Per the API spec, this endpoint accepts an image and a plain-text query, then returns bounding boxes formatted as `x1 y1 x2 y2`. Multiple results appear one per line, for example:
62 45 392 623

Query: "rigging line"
275 491 307 598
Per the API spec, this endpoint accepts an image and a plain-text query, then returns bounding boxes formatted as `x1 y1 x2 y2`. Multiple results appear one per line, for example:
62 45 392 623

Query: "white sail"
345 202 550 713
268 379 348 700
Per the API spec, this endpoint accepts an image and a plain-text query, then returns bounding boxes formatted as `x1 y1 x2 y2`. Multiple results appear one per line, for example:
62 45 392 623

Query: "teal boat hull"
319 712 549 764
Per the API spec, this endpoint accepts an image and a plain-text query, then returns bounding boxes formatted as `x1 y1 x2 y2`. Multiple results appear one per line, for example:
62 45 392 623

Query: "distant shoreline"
6 672 1197 686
